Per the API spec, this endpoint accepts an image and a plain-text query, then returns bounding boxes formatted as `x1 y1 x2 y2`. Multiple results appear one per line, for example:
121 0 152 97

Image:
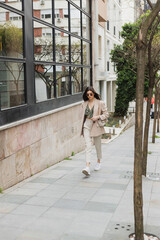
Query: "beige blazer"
81 98 108 137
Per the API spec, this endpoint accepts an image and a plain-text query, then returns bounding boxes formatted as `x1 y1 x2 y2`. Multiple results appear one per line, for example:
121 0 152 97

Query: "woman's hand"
91 116 99 122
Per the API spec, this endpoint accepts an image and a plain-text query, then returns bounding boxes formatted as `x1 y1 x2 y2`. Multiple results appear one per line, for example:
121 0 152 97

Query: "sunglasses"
87 93 93 97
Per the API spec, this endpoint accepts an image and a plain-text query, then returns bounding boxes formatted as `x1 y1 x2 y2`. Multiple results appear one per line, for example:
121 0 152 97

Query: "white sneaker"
94 163 101 171
82 167 90 176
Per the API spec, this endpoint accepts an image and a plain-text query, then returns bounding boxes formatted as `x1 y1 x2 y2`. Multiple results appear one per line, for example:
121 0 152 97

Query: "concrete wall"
0 103 84 190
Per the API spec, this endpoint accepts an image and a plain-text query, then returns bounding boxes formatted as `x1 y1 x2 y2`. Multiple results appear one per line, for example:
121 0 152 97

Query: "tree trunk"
157 93 159 132
134 46 145 240
142 87 153 176
152 91 158 143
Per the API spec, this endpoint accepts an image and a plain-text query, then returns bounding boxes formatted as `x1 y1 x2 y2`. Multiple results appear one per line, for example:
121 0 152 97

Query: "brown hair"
82 86 101 101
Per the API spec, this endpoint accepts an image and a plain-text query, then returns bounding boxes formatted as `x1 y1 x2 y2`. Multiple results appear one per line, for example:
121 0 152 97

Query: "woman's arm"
99 101 109 120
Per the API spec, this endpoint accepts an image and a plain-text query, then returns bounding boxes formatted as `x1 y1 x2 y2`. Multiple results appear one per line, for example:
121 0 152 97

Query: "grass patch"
148 151 152 154
155 135 160 138
0 188 3 194
64 157 72 160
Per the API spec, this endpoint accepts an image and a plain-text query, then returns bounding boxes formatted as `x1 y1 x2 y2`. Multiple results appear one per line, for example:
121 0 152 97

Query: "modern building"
0 0 93 189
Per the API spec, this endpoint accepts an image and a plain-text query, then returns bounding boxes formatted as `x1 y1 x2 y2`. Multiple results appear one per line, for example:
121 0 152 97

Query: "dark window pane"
83 68 90 90
0 0 22 11
56 66 70 97
34 21 53 61
35 64 54 102
82 0 90 14
55 0 68 31
70 5 81 36
83 41 90 66
82 14 90 40
33 0 52 24
0 61 25 109
55 30 69 63
71 67 81 94
0 7 23 58
71 37 81 64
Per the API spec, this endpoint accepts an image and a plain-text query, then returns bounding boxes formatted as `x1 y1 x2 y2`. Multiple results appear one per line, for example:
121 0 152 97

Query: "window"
0 0 92 125
114 26 116 35
107 20 109 31
98 35 102 59
71 37 81 64
55 1 69 31
35 65 54 102
82 0 90 14
107 61 110 71
70 6 81 36
56 66 70 97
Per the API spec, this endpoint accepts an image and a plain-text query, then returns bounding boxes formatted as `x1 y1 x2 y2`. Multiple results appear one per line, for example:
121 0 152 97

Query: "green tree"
111 23 149 116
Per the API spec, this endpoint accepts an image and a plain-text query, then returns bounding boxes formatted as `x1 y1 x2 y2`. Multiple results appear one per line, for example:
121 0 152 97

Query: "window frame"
0 0 92 126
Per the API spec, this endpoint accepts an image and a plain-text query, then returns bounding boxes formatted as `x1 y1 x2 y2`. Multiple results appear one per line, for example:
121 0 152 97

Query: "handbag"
97 118 107 127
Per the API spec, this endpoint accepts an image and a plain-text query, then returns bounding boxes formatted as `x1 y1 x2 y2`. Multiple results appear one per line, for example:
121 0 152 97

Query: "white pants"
83 119 102 163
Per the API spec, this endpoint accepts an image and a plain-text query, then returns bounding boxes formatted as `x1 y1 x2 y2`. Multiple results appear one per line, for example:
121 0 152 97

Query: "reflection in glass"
83 67 90 90
70 5 81 36
35 65 54 102
71 37 81 64
71 67 81 94
0 61 25 109
34 21 53 61
70 0 80 7
55 30 69 63
83 41 90 66
0 0 22 11
82 0 90 14
55 0 68 30
82 14 90 40
33 0 52 24
56 66 70 97
0 8 23 58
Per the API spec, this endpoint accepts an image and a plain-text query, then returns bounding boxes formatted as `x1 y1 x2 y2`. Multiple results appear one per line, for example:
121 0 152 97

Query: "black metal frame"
0 0 92 126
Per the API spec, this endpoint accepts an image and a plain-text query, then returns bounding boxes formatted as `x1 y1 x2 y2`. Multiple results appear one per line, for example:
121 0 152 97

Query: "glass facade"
0 0 92 125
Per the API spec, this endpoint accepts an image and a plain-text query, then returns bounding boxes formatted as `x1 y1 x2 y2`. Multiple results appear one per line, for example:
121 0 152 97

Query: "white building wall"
121 0 136 25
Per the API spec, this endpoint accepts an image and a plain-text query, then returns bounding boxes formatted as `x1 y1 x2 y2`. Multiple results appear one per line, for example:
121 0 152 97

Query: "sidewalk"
0 119 160 240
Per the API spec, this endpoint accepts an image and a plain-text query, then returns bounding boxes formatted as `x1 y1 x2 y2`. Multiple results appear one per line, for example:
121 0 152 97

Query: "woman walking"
81 86 108 176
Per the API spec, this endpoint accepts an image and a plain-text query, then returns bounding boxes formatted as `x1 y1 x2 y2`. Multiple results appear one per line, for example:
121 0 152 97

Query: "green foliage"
0 23 23 56
155 135 160 138
64 157 72 160
0 188 3 194
111 22 149 116
71 152 75 156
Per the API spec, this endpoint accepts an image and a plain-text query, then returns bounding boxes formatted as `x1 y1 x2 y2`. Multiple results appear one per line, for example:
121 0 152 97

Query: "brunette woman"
81 86 108 176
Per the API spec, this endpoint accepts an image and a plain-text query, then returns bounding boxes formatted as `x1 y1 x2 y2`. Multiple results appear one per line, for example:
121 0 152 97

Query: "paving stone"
101 183 128 190
0 214 37 229
0 226 24 240
0 202 18 213
61 233 101 240
83 201 117 213
0 194 31 204
53 199 86 210
25 196 58 207
30 177 58 184
11 204 49 217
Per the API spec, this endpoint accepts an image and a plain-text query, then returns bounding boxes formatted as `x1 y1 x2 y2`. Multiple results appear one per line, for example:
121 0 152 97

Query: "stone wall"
0 103 84 190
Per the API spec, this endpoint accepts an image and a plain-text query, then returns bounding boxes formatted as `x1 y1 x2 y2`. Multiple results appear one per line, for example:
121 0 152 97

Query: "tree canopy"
111 22 149 116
